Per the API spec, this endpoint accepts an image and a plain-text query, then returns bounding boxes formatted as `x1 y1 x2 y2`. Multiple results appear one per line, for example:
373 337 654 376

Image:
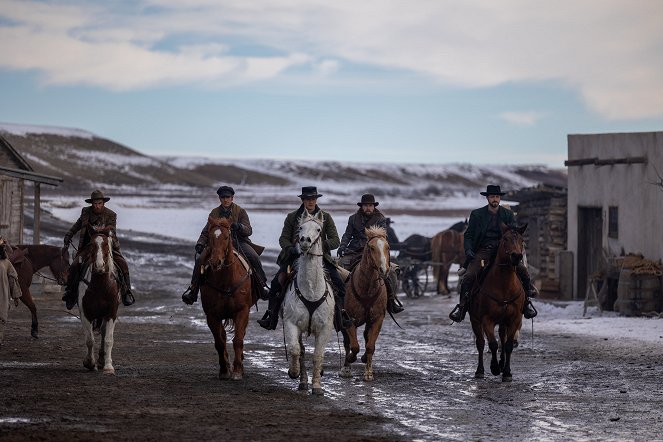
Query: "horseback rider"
449 185 537 322
337 194 404 315
62 190 135 310
182 185 269 305
257 186 353 330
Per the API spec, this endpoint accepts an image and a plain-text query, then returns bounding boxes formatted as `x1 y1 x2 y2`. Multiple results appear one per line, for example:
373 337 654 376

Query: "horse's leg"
439 263 450 295
311 323 333 396
339 328 353 378
97 321 106 370
362 317 385 382
502 323 519 382
471 318 485 379
206 314 230 380
231 307 250 380
498 324 506 372
298 336 309 392
19 285 39 339
101 319 116 375
80 312 96 371
484 320 501 376
284 322 302 381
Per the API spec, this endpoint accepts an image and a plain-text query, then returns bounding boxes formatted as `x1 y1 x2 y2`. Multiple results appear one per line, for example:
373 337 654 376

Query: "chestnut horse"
430 222 466 295
77 227 120 375
11 244 70 338
339 226 389 382
200 217 254 380
469 224 527 382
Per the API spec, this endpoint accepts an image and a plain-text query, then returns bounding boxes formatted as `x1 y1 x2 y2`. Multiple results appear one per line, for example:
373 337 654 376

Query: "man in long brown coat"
62 190 135 309
0 238 22 346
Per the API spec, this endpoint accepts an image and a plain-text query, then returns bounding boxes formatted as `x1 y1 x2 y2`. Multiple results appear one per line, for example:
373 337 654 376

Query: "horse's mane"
365 225 387 240
208 216 231 228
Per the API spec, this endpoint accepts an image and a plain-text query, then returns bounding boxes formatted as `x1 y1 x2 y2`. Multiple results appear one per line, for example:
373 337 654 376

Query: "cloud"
0 0 662 118
498 111 546 126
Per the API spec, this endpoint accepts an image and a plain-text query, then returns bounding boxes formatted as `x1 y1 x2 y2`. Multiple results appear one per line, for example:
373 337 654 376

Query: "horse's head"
364 226 390 276
206 216 233 269
297 211 324 254
89 226 115 274
499 223 528 266
51 247 71 285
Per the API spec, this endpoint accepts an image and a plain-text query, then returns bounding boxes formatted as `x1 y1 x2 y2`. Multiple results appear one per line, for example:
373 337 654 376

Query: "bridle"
207 223 235 271
298 218 324 257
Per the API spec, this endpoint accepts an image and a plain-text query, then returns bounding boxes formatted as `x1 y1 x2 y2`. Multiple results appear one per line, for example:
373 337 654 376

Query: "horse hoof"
288 369 300 380
361 354 367 363
31 330 38 339
363 373 374 382
339 367 352 378
219 371 232 380
298 382 309 391
83 362 97 371
103 368 115 376
502 375 513 382
311 387 324 396
231 372 243 381
475 371 485 379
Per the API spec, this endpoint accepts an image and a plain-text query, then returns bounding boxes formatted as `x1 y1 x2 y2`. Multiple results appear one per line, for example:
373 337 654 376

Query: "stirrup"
181 286 197 305
449 304 466 322
388 297 404 314
122 291 135 306
523 301 538 320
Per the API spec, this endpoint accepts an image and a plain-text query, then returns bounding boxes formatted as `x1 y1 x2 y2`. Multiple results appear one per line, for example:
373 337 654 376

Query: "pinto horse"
11 244 69 338
77 227 120 375
282 211 335 395
430 226 466 295
469 224 527 382
200 217 254 380
339 226 389 382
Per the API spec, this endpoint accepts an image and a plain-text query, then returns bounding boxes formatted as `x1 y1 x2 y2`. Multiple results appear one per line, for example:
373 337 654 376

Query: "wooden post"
33 182 40 245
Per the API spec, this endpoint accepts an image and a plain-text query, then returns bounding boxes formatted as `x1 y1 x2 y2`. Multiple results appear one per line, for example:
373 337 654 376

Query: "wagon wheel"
402 263 428 298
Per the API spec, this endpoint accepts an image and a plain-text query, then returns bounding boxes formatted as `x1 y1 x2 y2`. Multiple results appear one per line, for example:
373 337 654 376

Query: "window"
608 206 618 239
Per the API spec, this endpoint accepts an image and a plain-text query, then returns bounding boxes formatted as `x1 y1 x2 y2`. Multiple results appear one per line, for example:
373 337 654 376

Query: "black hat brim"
299 194 323 198
85 197 111 203
357 202 379 206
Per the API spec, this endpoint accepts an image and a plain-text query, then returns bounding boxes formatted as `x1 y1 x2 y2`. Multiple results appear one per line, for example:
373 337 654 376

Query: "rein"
293 276 330 336
299 219 324 257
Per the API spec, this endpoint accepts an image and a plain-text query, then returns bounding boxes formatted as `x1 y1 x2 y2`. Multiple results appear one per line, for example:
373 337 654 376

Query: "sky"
1 1 662 167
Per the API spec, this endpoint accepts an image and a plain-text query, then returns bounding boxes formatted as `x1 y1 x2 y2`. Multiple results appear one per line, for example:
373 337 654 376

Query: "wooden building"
0 135 63 244
508 185 568 298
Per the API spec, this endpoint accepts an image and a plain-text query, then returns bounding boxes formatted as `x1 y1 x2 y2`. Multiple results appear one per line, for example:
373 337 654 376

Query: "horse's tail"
223 318 235 333
92 318 103 333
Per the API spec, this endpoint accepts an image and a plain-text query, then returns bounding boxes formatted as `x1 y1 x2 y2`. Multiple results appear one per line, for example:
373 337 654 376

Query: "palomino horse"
430 219 468 295
339 226 389 382
77 227 120 375
11 244 70 338
282 211 335 395
200 217 254 380
469 224 527 382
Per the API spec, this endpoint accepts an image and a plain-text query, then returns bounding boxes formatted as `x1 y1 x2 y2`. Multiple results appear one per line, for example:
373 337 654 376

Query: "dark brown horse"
11 244 70 338
469 224 527 382
340 226 389 382
431 228 466 295
200 217 255 380
78 227 120 374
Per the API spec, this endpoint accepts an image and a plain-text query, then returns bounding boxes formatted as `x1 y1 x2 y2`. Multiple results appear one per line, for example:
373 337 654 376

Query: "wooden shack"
0 134 63 244
508 184 568 298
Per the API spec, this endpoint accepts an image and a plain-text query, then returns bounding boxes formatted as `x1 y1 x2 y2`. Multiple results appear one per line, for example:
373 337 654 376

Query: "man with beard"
181 185 268 305
62 190 135 309
337 194 403 314
448 185 537 322
257 186 353 330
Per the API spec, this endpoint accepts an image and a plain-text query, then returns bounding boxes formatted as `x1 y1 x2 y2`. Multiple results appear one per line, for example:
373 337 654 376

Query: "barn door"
577 207 603 299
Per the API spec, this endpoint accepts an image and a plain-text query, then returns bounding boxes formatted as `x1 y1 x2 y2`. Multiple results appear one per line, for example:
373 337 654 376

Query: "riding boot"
449 278 472 322
182 256 202 305
63 262 81 310
257 279 283 330
121 272 135 306
334 294 354 330
385 272 404 314
516 268 538 319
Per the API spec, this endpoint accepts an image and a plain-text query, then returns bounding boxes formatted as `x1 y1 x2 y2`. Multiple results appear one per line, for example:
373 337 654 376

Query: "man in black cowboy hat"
62 190 135 309
449 185 537 322
182 185 268 304
257 186 353 330
337 193 403 314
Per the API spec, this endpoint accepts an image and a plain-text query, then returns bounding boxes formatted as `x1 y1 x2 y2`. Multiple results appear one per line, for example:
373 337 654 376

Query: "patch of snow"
0 122 95 139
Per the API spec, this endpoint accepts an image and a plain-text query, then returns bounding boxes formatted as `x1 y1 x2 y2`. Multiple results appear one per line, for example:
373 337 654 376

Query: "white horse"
77 229 120 375
281 211 335 395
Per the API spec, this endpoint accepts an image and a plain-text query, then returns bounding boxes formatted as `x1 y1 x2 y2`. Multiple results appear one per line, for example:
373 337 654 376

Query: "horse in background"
200 217 255 380
282 211 335 395
10 244 69 338
430 219 468 295
77 227 120 375
469 224 527 382
340 226 389 382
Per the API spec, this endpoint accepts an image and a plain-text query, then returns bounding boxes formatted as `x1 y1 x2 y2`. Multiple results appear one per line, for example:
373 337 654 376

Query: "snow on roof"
0 122 95 139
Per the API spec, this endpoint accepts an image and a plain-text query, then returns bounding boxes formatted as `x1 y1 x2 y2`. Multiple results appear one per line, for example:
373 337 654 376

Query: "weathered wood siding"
0 176 24 244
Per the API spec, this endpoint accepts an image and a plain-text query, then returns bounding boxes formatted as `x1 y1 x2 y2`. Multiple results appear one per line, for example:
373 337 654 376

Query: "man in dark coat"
62 190 135 309
182 185 268 304
337 193 403 314
449 185 537 322
257 186 352 330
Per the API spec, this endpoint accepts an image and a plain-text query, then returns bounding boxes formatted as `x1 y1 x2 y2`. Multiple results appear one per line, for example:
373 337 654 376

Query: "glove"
337 247 345 258
289 247 299 257
64 238 71 247
195 244 205 254
465 249 476 260
231 222 242 231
